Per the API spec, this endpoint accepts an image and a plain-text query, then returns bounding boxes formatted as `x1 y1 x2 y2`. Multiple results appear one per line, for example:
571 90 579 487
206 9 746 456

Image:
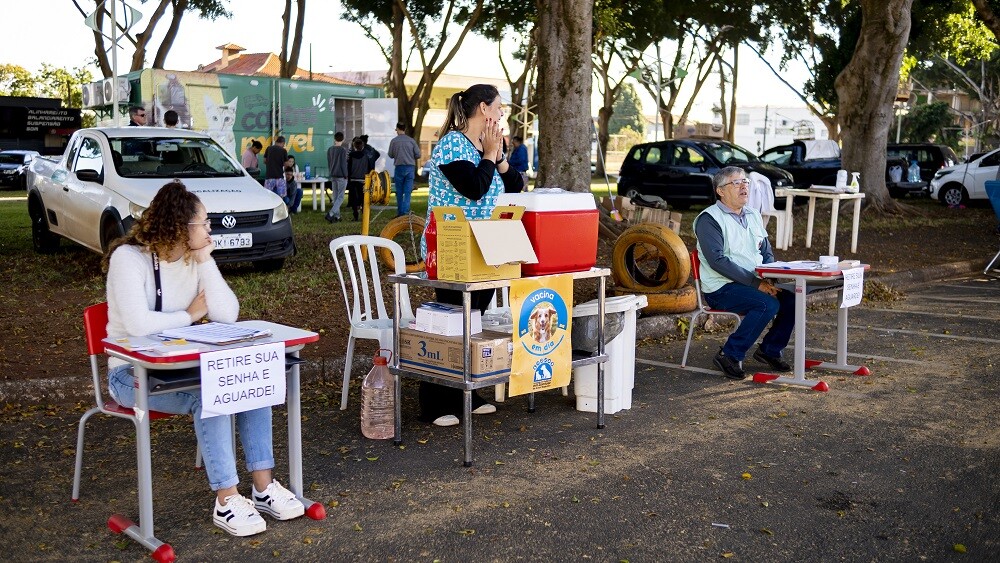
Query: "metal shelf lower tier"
390 353 608 391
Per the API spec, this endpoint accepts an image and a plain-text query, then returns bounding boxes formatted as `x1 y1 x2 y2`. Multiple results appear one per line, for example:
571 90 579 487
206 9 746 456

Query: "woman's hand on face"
191 238 215 264
482 118 503 160
187 290 208 323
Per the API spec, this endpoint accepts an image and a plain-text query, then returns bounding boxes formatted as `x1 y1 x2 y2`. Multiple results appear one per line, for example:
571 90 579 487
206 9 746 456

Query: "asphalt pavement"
2 273 998 561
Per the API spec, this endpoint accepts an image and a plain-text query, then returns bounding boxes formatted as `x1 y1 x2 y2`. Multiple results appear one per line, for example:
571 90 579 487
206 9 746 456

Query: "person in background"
263 136 288 200
693 166 795 380
508 135 529 187
127 106 147 126
163 110 179 128
347 137 374 221
419 83 524 427
241 141 263 177
325 132 349 223
360 134 380 171
103 181 304 537
285 154 300 177
387 121 421 216
284 165 302 213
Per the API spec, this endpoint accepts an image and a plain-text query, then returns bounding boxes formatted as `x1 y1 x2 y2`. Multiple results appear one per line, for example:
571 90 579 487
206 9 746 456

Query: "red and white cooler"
496 189 599 276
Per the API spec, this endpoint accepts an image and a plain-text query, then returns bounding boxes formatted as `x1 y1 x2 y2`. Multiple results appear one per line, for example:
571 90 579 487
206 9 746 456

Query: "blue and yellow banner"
508 274 573 397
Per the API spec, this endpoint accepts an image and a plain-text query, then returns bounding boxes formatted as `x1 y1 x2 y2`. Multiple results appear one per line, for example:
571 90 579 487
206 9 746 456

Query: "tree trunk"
280 0 293 77
972 0 1000 39
595 106 611 178
535 0 592 192
286 0 307 78
835 0 913 214
728 46 738 143
389 3 407 127
130 0 171 71
153 0 189 69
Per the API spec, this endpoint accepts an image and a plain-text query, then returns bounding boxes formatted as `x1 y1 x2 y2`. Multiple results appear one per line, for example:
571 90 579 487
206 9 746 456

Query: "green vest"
694 204 768 294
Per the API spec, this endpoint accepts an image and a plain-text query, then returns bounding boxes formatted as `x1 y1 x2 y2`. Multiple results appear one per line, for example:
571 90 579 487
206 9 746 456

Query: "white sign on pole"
200 342 286 419
839 267 865 308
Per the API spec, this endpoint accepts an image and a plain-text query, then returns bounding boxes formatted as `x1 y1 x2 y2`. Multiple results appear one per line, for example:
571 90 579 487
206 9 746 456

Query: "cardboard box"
398 328 512 379
433 205 538 282
632 208 683 233
695 123 725 138
600 196 637 222
414 302 482 336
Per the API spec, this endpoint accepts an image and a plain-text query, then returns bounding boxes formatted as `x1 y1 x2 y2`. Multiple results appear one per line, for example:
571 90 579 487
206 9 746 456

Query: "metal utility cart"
389 268 611 466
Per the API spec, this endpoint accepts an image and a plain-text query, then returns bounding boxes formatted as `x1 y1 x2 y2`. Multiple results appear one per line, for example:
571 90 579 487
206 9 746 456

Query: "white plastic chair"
681 250 743 368
330 235 414 410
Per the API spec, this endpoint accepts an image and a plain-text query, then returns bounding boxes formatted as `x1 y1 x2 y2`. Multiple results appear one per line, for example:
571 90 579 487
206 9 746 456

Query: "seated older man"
693 166 795 380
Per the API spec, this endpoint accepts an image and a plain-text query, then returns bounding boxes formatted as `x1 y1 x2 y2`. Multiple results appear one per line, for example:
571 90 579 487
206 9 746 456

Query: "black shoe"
713 349 746 380
753 348 791 372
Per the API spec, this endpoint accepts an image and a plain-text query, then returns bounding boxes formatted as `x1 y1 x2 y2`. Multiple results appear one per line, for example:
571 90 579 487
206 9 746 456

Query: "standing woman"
419 83 524 426
103 181 303 537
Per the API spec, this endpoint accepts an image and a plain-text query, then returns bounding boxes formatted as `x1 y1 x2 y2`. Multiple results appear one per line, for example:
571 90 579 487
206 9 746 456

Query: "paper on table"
158 322 271 345
760 260 824 270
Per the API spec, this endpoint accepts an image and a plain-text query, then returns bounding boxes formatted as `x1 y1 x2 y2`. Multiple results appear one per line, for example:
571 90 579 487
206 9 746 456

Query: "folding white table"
779 188 865 256
299 177 329 212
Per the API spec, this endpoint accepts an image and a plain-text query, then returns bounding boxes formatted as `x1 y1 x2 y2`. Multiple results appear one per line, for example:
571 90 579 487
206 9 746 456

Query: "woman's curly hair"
102 180 202 272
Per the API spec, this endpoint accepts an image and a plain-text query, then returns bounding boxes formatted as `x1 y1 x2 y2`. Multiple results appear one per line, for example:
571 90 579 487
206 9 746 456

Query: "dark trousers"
347 179 365 218
703 282 795 360
418 288 497 422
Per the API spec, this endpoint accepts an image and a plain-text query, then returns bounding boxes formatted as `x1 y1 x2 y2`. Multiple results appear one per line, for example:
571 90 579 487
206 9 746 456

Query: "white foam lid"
496 189 598 212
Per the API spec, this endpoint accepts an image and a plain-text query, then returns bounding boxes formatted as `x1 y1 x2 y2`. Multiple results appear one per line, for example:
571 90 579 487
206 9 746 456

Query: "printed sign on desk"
840 267 865 308
200 342 286 418
508 274 573 397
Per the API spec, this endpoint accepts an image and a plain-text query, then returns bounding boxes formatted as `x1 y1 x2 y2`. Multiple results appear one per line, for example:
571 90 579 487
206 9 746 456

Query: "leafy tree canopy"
609 82 643 135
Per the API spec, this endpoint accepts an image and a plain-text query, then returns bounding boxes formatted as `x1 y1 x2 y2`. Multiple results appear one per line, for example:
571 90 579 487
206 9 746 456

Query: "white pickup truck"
929 147 1000 206
27 127 294 270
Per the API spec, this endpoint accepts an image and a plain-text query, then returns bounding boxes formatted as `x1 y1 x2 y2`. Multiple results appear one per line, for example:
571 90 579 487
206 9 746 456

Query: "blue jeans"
703 282 795 360
285 187 303 213
394 165 416 216
328 177 348 218
108 364 275 491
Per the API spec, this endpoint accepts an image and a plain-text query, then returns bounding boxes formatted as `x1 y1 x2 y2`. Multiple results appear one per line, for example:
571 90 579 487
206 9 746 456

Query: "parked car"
929 147 1000 206
760 140 915 197
0 149 40 190
617 138 793 209
887 143 960 183
27 127 295 270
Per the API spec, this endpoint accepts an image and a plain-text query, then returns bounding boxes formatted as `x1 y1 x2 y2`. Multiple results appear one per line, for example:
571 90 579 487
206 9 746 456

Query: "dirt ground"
0 275 997 561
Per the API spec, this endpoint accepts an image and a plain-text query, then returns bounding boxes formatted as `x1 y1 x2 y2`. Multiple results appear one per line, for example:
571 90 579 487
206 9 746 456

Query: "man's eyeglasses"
188 220 211 229
136 113 146 117
722 178 750 188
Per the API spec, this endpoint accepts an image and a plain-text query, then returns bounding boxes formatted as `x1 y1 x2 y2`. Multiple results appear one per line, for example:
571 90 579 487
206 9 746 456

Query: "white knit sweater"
106 244 239 369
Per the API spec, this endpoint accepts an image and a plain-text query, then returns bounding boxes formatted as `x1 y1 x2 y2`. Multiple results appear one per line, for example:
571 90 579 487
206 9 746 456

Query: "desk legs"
828 199 841 256
752 278 829 391
805 197 816 249
286 354 326 519
107 365 175 562
802 301 871 376
311 184 318 211
850 198 861 253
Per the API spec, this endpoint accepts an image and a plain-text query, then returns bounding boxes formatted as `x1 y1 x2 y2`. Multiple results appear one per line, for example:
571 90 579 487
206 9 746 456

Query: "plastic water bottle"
836 169 848 190
361 350 395 439
908 160 920 182
304 163 312 180
424 212 437 280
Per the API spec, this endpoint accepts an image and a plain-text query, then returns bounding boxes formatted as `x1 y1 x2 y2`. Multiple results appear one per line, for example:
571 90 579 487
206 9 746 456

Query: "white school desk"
101 321 322 562
299 177 329 212
779 188 865 256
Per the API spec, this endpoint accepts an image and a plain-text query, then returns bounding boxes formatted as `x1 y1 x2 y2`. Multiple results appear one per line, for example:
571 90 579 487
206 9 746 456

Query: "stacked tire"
611 223 697 314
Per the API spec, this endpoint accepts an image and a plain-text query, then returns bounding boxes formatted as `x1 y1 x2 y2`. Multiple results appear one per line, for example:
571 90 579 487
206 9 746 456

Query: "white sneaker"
214 494 266 537
253 479 305 521
472 403 497 415
432 415 460 427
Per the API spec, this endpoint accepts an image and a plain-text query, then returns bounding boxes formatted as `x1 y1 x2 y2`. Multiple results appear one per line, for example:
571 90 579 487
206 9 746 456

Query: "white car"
929 148 1000 206
27 127 295 270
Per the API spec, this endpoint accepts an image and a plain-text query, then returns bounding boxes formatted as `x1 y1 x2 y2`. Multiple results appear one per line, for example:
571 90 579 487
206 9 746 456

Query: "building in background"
732 106 832 154
0 96 81 154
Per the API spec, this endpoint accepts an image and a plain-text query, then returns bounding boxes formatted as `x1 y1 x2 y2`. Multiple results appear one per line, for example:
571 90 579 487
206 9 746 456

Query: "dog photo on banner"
508 274 573 397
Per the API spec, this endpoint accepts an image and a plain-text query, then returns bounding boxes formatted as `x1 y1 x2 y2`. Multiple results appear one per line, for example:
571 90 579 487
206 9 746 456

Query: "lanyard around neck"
151 252 163 312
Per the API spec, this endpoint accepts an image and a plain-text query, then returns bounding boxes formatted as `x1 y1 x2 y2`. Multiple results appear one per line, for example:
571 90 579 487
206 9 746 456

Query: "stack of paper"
761 260 825 270
158 322 271 345
414 302 482 336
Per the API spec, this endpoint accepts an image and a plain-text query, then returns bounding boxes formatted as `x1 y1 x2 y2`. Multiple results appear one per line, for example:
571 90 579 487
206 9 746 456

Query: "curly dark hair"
102 180 202 272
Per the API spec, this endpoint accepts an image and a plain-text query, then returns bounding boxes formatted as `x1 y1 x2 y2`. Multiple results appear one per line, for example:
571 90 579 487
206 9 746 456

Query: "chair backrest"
690 249 707 310
329 235 414 327
83 302 110 408
986 181 1000 221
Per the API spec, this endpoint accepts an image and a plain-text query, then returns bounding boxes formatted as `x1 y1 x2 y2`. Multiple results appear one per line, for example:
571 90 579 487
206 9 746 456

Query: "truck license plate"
212 233 253 249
